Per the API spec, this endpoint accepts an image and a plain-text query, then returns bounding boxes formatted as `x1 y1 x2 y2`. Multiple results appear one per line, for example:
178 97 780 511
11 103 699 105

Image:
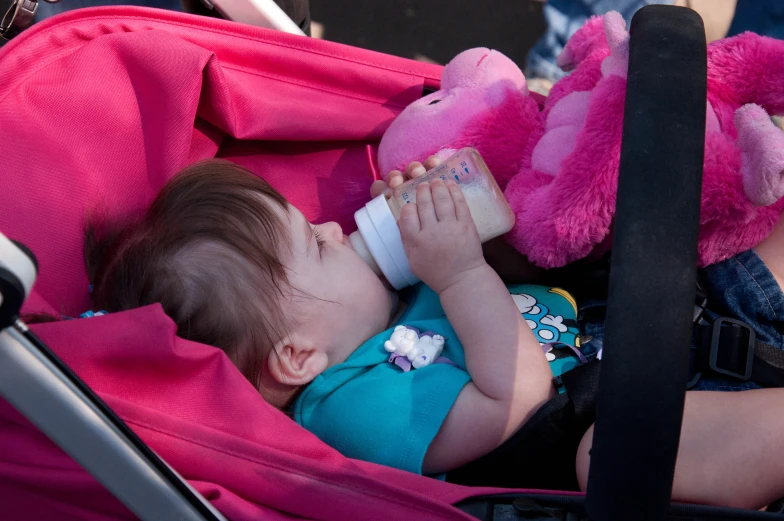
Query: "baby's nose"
320 221 344 242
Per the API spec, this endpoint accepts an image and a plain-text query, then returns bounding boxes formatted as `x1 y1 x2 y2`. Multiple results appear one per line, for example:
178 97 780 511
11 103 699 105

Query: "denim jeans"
727 0 784 41
578 250 784 391
526 0 674 82
34 0 182 23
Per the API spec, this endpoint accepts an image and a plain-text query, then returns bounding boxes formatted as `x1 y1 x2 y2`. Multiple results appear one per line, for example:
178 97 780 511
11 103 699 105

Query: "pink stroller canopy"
0 7 574 520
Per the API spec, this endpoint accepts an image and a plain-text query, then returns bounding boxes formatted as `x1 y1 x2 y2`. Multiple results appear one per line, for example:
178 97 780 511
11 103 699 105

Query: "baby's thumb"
370 180 390 199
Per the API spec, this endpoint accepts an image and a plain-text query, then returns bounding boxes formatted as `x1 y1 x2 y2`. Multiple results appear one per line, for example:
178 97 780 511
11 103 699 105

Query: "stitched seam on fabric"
0 25 426 111
122 417 456 516
0 47 84 106
291 375 331 425
732 256 779 321
399 381 434 471
401 369 467 473
220 64 413 109
0 15 439 103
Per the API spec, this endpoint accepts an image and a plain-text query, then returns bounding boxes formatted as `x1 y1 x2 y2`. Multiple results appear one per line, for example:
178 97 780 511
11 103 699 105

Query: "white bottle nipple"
348 231 382 277
352 195 418 289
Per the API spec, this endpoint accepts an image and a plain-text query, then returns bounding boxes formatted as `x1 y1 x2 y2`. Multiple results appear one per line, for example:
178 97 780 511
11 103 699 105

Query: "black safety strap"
691 320 784 388
445 360 602 492
559 360 601 421
585 6 707 521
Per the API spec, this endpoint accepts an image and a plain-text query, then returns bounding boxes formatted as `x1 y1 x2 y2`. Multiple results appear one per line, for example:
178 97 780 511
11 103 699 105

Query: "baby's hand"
399 180 485 294
370 156 443 199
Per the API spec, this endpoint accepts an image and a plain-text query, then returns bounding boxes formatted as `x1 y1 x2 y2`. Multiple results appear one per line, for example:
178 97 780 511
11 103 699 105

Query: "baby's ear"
267 334 328 386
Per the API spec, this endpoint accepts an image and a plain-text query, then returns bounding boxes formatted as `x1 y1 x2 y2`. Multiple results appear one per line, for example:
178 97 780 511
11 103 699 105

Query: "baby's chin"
343 239 400 321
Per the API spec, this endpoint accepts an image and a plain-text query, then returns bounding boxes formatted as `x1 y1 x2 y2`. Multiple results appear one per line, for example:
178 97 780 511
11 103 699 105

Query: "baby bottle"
348 147 515 289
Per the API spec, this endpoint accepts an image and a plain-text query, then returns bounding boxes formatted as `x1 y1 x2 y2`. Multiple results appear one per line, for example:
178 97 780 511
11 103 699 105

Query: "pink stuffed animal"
378 47 543 191
379 11 784 269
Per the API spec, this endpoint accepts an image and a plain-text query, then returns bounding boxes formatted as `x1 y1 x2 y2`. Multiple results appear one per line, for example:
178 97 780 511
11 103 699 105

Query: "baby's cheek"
365 276 395 321
339 256 392 312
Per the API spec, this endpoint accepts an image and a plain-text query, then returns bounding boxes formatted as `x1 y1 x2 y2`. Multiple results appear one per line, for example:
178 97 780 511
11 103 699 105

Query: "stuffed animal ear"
601 11 630 78
604 11 628 49
556 14 606 71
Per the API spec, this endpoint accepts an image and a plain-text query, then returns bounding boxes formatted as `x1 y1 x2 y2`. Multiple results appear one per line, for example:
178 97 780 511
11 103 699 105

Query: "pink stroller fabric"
0 8 577 520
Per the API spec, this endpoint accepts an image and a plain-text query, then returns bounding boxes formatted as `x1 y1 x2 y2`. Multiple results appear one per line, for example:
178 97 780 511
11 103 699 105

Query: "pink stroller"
0 3 781 520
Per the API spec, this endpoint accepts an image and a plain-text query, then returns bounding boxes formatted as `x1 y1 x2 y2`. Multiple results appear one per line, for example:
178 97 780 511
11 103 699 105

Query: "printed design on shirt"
512 293 571 343
542 342 589 363
548 287 578 315
384 325 446 371
511 291 580 365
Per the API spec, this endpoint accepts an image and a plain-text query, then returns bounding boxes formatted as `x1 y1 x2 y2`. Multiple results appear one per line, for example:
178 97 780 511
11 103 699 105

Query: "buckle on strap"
1 0 37 40
693 280 708 323
708 317 755 381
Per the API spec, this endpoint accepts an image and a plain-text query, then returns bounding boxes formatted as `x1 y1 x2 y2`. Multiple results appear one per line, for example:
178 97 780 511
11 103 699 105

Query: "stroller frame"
0 231 225 519
0 315 226 521
1 4 782 521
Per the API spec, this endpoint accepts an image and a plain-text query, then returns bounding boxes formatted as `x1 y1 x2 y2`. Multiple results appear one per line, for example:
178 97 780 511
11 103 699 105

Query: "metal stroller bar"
0 233 227 521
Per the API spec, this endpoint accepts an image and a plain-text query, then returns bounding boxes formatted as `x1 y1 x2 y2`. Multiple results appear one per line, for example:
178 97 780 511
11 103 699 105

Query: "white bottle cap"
354 195 419 289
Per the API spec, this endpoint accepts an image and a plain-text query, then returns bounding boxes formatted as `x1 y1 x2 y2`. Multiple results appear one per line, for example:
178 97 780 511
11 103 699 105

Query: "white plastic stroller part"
0 231 37 308
200 0 305 35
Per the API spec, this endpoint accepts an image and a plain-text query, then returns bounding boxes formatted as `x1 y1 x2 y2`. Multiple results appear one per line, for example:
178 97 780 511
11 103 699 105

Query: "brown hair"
86 159 292 389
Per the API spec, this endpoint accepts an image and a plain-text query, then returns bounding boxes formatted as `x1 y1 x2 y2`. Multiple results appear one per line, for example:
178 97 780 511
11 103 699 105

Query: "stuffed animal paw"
410 334 446 369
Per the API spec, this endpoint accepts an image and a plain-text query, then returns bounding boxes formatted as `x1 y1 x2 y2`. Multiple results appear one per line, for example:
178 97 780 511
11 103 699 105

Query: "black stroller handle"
585 5 707 521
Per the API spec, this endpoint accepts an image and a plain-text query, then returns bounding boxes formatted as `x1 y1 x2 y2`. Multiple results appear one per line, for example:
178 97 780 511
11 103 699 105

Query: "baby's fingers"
405 161 427 180
388 170 405 188
432 180 456 221
448 180 472 221
423 155 442 171
370 180 390 199
415 182 437 227
398 202 421 242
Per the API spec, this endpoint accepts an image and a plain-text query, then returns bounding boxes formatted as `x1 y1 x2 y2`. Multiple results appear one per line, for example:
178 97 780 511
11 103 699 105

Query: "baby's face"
281 204 397 367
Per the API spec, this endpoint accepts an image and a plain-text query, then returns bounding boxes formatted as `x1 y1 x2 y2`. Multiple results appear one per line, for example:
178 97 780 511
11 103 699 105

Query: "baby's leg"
576 388 784 509
754 215 784 290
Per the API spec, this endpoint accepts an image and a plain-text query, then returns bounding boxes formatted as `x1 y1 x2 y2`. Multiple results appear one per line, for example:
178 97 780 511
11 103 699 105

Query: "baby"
88 158 784 510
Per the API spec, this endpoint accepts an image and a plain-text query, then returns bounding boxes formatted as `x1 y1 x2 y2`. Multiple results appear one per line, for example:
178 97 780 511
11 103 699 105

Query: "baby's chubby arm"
398 181 555 474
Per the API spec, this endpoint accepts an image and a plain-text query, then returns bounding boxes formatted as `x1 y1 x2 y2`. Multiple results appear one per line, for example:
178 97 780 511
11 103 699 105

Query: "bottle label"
399 154 477 204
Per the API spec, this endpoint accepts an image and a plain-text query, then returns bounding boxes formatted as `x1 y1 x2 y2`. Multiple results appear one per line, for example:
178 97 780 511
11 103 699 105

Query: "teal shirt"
292 283 581 475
